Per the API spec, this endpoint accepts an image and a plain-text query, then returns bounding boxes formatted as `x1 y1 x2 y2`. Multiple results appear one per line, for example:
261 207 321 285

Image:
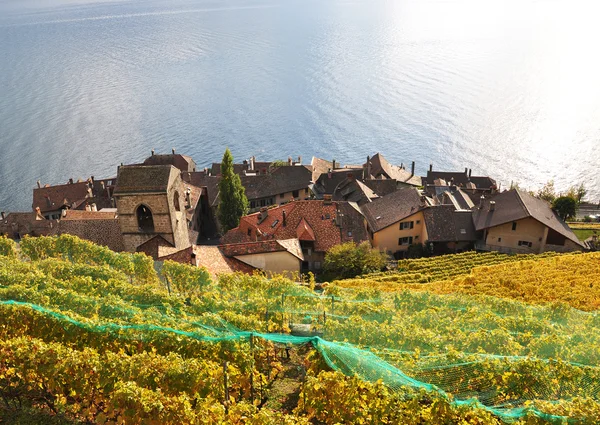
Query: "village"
0 149 595 278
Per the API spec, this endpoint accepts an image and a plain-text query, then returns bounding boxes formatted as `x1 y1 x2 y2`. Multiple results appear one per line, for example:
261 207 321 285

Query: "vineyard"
1 235 600 424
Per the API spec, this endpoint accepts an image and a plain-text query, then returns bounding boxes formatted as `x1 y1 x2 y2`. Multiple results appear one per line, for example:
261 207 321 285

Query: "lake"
0 0 599 211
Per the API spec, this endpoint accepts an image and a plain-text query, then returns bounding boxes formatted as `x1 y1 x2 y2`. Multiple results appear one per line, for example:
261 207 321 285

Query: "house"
332 174 381 206
422 206 477 254
182 171 220 239
143 149 197 173
219 239 304 278
113 164 192 255
423 165 497 198
472 189 585 254
240 165 313 211
364 153 422 187
361 188 428 258
193 245 256 277
0 210 57 239
221 199 368 273
32 177 116 220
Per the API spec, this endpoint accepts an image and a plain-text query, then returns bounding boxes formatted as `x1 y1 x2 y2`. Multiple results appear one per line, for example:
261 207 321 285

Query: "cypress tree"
218 148 249 232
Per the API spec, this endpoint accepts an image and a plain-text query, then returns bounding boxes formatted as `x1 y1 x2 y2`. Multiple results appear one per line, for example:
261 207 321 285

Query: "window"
498 237 502 242
512 222 517 231
280 193 285 199
292 190 299 198
415 235 419 240
250 201 256 209
400 221 414 230
518 240 533 248
347 231 352 237
247 229 252 236
460 229 467 234
325 213 331 219
416 220 420 224
305 188 309 194
136 205 154 233
314 261 322 270
271 220 279 228
399 236 413 246
173 191 181 211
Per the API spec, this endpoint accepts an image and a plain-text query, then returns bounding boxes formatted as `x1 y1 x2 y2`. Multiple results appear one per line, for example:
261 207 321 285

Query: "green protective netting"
1 298 598 424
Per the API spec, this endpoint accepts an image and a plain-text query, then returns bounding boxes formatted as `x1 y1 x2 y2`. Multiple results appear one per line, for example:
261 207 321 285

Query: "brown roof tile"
114 165 175 194
33 181 91 213
361 188 424 233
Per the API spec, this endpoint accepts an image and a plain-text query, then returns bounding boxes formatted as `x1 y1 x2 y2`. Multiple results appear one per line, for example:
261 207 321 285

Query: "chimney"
400 163 404 169
85 204 92 212
172 148 176 154
332 159 337 170
297 156 302 164
250 156 256 171
258 207 268 224
282 210 287 227
489 201 496 212
464 167 468 175
429 164 433 172
411 161 415 177
288 156 293 166
91 203 97 212
323 194 333 205
87 187 93 197
1 212 5 221
68 178 74 184
328 169 332 179
62 209 68 218
90 176 95 184
469 169 472 178
243 159 248 170
151 149 155 156
186 188 191 208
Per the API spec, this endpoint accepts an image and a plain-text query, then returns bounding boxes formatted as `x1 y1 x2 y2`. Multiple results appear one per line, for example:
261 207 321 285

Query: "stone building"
113 164 191 253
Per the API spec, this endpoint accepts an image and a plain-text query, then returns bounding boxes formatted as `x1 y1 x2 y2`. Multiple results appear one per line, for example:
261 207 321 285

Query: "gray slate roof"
361 188 424 233
114 165 175 194
423 206 477 242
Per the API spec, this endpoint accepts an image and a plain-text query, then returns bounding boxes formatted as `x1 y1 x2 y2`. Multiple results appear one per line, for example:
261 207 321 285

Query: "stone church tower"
113 164 190 253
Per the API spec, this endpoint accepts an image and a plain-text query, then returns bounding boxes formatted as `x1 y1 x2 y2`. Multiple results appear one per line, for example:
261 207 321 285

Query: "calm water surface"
1 0 599 210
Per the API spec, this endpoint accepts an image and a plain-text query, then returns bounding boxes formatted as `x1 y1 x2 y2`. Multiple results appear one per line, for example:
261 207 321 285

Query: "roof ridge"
515 189 531 217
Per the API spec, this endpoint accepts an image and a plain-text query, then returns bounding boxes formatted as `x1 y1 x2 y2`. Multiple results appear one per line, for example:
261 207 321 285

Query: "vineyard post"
265 309 269 332
281 294 285 332
249 333 255 403
223 361 230 413
331 295 335 316
165 276 172 295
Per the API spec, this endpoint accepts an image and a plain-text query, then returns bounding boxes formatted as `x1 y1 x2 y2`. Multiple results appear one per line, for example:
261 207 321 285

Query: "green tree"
323 241 388 280
566 183 587 204
218 148 249 232
552 196 578 221
537 180 557 203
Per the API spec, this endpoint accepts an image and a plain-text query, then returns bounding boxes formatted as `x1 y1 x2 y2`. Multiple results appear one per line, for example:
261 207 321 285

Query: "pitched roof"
424 170 496 191
362 179 398 197
332 178 379 205
311 157 334 182
114 165 176 195
240 165 312 200
210 160 272 176
433 187 475 210
423 206 477 242
361 188 424 233
143 153 196 172
182 172 220 207
219 239 304 261
222 200 368 253
367 153 422 186
33 181 91 213
0 212 57 238
312 169 364 197
194 245 256 276
296 218 316 241
472 189 584 247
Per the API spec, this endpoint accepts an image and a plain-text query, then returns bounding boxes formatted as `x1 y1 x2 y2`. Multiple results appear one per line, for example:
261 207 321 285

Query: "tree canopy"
217 148 249 232
323 241 388 280
553 196 578 221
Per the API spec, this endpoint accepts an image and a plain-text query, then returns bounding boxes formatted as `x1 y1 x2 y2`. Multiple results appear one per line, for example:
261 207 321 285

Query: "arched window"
137 205 154 232
173 191 181 211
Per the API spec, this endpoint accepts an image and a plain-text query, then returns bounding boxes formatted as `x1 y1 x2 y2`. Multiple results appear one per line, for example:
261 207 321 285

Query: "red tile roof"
222 200 368 253
33 181 91 213
296 218 315 241
61 210 117 220
194 245 256 276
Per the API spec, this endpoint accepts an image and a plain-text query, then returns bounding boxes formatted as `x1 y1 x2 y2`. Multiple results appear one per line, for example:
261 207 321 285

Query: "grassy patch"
572 229 598 241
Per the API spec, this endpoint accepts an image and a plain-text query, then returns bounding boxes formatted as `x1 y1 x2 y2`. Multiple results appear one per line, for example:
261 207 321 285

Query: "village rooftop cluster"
0 150 590 277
